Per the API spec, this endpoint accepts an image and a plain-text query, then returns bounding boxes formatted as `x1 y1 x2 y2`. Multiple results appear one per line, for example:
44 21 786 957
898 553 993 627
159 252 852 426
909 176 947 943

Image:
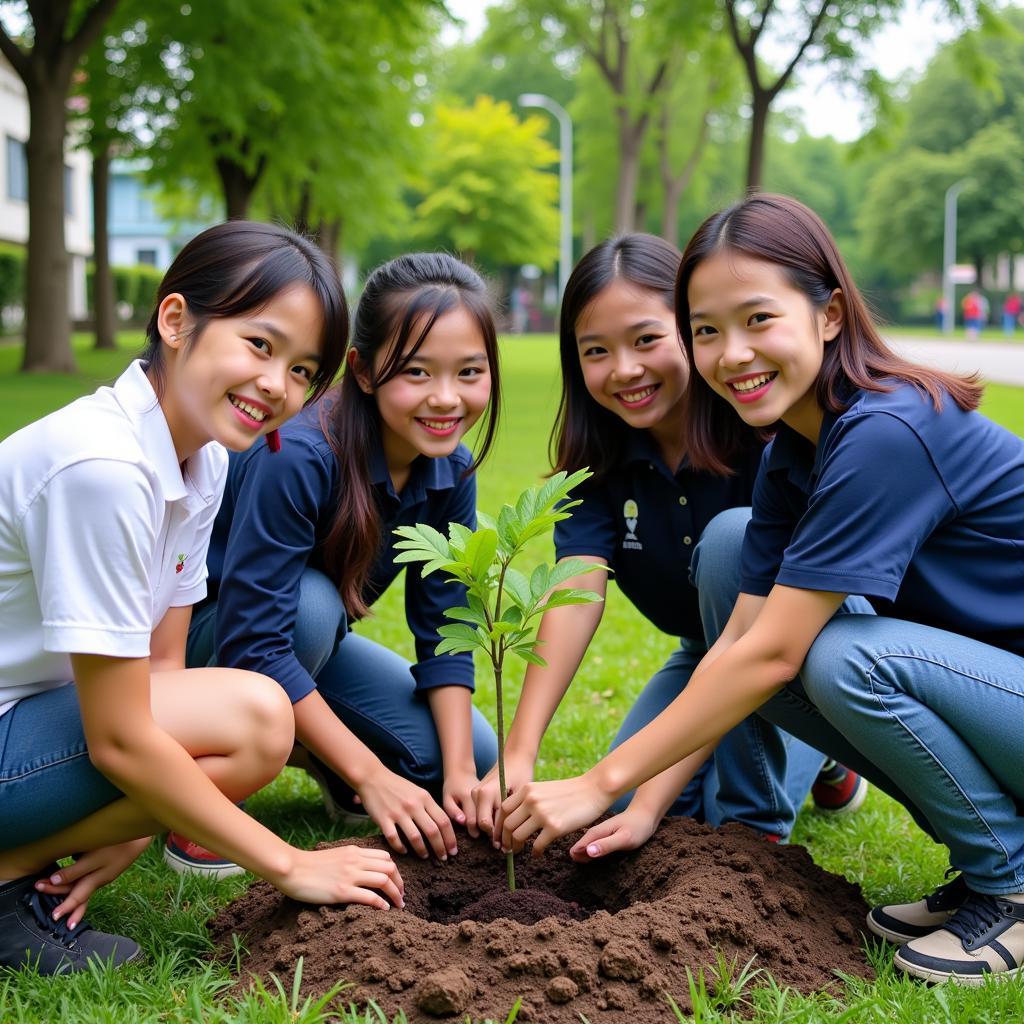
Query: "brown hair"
676 194 982 474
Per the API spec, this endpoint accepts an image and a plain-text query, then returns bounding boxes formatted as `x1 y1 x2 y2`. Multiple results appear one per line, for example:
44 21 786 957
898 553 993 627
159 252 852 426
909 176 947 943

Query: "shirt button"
683 535 692 545
678 496 688 506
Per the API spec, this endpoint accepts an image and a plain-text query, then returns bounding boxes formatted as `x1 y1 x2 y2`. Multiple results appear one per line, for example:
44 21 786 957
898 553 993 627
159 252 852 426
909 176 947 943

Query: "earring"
169 333 178 341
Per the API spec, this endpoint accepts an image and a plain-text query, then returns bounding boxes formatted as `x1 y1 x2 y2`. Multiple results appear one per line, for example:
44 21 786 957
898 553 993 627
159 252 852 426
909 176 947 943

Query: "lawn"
2 336 1024 1022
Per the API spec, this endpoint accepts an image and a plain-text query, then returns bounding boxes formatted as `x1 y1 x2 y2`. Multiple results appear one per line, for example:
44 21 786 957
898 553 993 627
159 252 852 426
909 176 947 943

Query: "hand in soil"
472 753 534 845
279 845 404 909
359 767 458 860
569 805 659 861
498 773 611 855
32 837 152 928
442 768 483 839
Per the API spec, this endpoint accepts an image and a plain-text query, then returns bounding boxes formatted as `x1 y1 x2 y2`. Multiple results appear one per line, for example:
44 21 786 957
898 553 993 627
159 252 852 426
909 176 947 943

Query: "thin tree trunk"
317 217 341 264
746 92 770 192
22 85 75 372
92 143 117 350
215 154 262 220
614 114 641 233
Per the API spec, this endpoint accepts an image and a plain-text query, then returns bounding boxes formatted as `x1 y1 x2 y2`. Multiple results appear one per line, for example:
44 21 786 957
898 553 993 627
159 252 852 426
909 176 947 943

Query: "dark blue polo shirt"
203 408 476 703
554 432 762 639
741 383 1024 655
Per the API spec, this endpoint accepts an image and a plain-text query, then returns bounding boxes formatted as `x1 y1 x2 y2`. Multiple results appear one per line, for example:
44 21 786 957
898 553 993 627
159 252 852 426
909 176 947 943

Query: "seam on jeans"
866 654 1021 888
0 747 91 783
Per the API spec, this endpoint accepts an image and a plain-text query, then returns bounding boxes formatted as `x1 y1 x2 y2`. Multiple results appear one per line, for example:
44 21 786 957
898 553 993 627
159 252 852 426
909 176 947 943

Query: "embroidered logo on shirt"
622 499 642 551
175 553 187 575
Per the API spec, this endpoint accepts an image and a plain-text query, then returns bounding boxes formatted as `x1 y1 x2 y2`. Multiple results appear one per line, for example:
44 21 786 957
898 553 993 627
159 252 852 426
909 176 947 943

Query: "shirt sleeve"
403 469 476 692
172 448 228 607
21 458 158 656
553 478 617 561
214 441 333 702
773 412 955 599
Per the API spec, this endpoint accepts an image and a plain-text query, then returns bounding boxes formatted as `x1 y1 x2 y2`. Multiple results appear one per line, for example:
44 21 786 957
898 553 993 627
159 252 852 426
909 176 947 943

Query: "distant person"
962 290 983 341
1003 293 1021 336
935 295 948 330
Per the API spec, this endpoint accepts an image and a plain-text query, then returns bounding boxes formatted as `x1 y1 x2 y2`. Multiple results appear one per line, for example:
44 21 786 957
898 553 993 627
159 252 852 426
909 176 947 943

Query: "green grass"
3 335 1024 1021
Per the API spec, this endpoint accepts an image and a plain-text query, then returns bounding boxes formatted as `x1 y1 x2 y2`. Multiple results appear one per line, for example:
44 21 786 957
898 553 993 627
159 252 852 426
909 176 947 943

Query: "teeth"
230 396 267 422
419 419 458 430
619 385 656 403
731 373 774 393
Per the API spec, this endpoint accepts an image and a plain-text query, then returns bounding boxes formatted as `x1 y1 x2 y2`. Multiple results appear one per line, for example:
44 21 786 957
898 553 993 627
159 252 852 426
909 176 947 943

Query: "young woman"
172 253 500 875
0 222 403 976
498 195 1024 985
472 234 862 851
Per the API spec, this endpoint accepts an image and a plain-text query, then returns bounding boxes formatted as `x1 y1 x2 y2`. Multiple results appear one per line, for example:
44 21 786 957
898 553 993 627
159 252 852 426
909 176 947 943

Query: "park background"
3 1 1024 1021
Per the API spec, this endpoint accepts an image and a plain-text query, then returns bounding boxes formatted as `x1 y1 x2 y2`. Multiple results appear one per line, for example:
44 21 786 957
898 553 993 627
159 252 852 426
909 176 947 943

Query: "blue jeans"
609 508 825 838
188 570 497 796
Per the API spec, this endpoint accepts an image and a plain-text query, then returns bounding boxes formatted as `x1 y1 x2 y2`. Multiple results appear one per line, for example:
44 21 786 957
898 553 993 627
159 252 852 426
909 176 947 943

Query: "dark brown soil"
210 818 872 1022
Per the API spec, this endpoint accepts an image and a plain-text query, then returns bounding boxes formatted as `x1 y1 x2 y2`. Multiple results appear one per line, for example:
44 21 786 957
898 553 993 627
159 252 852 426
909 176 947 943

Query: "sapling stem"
491 560 516 891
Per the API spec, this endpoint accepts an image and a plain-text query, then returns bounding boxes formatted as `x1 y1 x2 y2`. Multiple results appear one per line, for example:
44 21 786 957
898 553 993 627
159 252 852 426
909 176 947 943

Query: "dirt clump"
210 817 872 1023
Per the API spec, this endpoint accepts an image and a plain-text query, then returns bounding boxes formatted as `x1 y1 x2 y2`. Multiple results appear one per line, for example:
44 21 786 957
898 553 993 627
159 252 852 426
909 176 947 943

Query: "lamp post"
518 93 573 301
943 179 969 335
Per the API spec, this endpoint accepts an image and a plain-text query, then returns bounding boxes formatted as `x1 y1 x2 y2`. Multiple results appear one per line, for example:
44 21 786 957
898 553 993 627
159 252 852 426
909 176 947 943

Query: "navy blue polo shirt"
741 383 1024 654
203 408 476 703
554 432 762 639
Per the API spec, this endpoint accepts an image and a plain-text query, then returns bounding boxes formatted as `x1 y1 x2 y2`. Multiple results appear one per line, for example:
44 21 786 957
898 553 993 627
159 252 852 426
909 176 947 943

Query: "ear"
822 288 845 343
157 293 188 349
347 347 374 394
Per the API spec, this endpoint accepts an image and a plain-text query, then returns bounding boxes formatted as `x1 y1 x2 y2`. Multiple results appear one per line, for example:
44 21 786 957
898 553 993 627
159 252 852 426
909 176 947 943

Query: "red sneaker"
811 760 868 814
163 832 245 879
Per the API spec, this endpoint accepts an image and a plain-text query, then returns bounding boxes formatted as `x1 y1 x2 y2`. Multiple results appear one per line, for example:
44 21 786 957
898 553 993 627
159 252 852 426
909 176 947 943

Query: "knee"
237 671 295 769
691 507 750 588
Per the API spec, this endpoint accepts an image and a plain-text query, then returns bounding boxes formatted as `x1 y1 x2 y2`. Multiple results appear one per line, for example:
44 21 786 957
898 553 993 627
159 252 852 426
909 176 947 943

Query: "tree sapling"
393 469 606 891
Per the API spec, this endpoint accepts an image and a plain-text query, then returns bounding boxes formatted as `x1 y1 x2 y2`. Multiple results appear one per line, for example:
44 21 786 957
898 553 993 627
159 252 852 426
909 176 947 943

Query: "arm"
426 684 480 834
500 586 844 854
474 557 607 837
148 605 191 674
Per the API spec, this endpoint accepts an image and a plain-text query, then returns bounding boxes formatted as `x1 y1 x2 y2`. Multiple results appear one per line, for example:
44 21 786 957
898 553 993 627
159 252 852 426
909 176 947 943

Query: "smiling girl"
498 196 1024 985
473 234 857 853
172 253 500 875
0 222 404 975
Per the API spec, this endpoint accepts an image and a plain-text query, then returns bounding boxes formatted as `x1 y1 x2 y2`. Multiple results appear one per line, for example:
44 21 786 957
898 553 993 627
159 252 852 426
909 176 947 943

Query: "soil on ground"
210 818 872 1022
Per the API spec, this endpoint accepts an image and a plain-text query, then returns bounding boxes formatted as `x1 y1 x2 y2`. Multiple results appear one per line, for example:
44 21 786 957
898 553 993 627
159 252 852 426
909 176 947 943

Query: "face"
575 278 688 432
159 283 324 459
359 303 492 470
687 250 842 442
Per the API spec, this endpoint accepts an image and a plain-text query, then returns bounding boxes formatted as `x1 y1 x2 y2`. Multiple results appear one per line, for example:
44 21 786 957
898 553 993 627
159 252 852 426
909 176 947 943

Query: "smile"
416 417 462 436
229 394 270 425
726 372 777 402
615 383 660 408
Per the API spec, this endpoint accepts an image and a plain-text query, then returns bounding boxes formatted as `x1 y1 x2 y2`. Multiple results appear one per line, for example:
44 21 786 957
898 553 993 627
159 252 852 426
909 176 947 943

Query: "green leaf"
476 510 497 532
437 622 481 642
541 588 604 610
499 605 523 626
546 558 609 590
435 636 482 656
501 568 532 610
448 521 474 555
497 503 521 552
464 528 498 583
510 646 547 667
529 562 551 601
515 487 537 530
443 604 489 627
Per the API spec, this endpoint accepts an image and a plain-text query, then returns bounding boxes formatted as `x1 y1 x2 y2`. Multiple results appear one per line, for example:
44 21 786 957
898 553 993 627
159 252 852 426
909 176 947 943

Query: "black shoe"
306 754 371 824
0 868 142 975
867 871 970 943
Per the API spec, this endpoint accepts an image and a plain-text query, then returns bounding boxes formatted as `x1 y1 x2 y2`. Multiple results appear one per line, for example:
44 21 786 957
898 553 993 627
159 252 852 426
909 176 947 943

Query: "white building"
0 53 92 320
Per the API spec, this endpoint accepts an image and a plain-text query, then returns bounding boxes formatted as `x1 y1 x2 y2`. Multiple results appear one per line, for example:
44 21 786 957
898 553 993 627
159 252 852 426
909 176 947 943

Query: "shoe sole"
893 948 1023 986
162 845 246 880
813 776 869 815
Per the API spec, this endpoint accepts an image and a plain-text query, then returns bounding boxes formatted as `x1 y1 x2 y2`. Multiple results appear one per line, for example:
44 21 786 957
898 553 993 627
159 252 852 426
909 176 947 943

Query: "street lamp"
518 93 573 301
943 178 969 335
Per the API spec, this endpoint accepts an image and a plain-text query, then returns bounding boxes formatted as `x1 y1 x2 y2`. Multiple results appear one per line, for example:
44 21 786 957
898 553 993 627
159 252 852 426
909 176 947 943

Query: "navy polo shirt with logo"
741 382 1024 655
554 433 762 639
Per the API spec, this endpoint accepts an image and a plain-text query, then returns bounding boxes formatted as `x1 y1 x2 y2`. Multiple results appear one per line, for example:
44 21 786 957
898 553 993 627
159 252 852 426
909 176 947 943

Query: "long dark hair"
676 193 982 474
552 233 682 478
142 221 348 401
322 253 501 617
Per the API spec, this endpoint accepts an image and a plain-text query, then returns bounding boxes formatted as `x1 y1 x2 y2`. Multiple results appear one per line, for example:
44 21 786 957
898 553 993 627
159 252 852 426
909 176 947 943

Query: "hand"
442 767 482 839
358 766 458 861
472 753 534 844
278 845 404 910
568 805 660 862
33 837 152 928
498 773 612 857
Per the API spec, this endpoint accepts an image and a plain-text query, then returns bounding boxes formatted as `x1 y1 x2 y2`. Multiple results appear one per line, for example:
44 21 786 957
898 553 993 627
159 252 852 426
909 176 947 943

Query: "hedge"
0 242 25 333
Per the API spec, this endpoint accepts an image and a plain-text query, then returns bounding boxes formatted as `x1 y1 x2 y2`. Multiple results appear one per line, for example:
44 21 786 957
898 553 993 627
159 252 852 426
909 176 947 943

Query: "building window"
6 137 27 202
136 248 158 266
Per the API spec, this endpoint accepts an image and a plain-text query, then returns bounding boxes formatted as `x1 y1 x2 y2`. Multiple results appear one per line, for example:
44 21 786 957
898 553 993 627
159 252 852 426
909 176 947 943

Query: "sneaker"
811 760 868 814
867 871 969 943
0 868 141 974
163 833 246 879
894 890 1024 985
306 754 371 825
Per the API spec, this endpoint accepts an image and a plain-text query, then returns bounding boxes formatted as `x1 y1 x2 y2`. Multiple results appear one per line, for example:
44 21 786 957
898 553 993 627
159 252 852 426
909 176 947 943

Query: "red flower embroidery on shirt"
176 553 187 574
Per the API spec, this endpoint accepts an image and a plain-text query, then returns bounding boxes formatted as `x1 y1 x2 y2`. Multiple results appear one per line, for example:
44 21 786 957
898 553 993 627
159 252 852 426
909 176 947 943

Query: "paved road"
884 335 1024 387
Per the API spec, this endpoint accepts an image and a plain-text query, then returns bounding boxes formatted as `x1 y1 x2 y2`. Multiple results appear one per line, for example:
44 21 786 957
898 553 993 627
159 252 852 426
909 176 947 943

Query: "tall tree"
0 0 120 371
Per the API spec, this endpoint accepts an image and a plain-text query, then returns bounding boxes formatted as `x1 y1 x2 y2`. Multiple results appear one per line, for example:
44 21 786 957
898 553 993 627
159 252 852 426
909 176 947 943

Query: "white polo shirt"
0 360 227 717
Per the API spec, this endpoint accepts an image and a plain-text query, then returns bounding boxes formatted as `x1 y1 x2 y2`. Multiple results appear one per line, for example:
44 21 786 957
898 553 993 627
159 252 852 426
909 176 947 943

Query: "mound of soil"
210 818 872 1022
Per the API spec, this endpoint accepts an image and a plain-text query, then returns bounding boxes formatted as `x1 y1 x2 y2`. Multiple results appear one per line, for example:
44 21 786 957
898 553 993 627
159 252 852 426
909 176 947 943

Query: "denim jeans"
608 507 826 838
188 569 497 797
706 508 1024 895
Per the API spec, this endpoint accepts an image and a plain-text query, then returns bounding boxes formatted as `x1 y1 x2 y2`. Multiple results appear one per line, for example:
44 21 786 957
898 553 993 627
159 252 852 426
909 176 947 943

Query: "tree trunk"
614 119 641 233
22 84 75 373
661 178 684 249
746 92 770 193
316 217 342 265
92 143 117 350
215 155 260 220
